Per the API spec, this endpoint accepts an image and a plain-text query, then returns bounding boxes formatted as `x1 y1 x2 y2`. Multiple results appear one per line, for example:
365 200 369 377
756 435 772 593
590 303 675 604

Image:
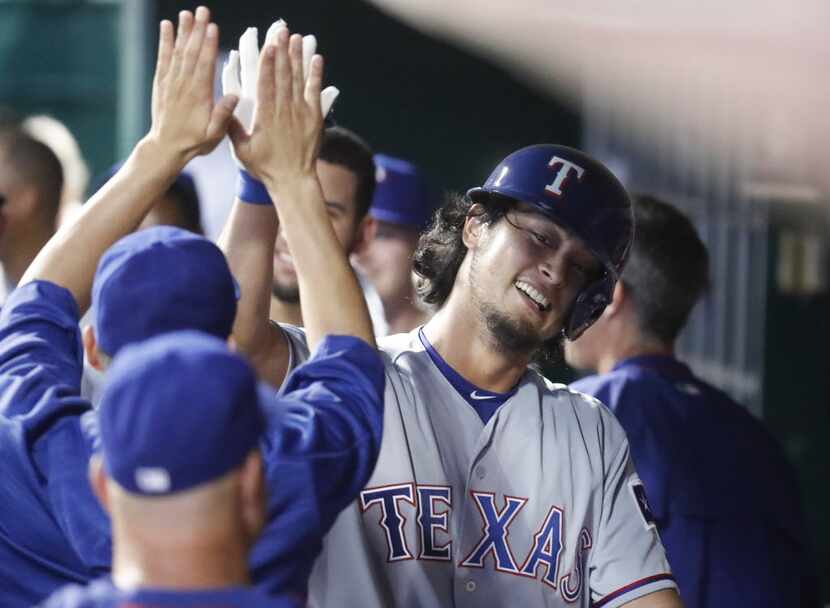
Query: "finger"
256 44 277 119
170 10 194 79
302 35 317 81
181 5 210 79
265 19 287 46
320 85 339 117
194 22 219 98
154 20 175 88
289 34 304 105
227 115 251 151
222 50 241 96
305 55 324 116
239 27 259 99
205 93 240 146
275 28 291 107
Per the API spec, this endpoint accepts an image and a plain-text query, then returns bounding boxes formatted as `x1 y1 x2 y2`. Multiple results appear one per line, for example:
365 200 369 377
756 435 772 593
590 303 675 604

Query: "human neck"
422 302 530 394
596 333 674 374
382 294 430 335
111 525 250 591
269 294 303 326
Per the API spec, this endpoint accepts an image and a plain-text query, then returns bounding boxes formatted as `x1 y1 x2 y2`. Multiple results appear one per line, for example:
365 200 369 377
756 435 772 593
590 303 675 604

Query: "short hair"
623 194 709 344
414 191 509 307
0 129 63 221
166 173 203 235
318 126 375 221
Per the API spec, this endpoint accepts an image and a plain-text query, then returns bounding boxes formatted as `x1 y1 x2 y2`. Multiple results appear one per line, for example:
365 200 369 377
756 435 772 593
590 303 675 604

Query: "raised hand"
229 29 325 189
148 6 238 164
222 21 339 135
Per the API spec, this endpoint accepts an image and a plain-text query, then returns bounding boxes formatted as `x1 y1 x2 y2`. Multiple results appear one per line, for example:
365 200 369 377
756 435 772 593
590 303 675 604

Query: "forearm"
20 138 185 313
265 173 375 350
216 198 289 385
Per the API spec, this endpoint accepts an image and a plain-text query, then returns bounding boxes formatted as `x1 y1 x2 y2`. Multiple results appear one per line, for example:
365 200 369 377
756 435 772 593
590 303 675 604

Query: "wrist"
134 136 190 174
262 171 321 206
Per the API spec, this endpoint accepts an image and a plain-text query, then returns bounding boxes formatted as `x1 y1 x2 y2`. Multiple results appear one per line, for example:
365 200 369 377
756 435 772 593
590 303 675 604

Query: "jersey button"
476 466 486 480
465 580 477 593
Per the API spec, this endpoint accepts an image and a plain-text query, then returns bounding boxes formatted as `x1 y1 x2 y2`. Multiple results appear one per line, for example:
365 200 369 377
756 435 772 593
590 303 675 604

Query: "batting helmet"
467 144 633 340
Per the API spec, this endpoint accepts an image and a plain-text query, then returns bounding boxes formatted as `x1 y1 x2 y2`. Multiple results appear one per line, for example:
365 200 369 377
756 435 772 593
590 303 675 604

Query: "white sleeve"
588 427 678 607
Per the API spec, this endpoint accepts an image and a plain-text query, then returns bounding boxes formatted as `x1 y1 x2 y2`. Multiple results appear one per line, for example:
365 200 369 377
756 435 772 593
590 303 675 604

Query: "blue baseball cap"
369 154 434 229
91 226 238 356
98 330 265 495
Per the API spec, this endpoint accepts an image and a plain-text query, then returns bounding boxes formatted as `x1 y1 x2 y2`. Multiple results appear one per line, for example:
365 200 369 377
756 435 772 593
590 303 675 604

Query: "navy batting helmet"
467 144 633 340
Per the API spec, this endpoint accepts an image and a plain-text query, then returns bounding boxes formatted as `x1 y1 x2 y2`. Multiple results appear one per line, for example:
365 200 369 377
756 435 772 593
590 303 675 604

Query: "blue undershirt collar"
418 328 517 425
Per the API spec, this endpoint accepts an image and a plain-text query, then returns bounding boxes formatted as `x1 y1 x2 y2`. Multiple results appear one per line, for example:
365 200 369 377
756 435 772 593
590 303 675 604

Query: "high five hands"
227 28 326 191
147 6 239 165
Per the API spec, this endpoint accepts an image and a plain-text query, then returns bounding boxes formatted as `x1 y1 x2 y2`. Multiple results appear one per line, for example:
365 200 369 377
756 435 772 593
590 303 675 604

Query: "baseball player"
565 195 820 607
223 134 684 603
38 331 299 608
354 153 436 335
0 8 385 606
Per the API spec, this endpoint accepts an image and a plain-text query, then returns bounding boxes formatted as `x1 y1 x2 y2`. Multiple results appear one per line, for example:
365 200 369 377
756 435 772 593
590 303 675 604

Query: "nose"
539 253 565 287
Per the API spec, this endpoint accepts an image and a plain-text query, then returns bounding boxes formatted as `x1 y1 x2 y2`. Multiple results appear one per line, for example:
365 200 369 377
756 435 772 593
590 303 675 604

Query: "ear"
83 325 105 371
239 450 266 543
351 215 377 256
88 455 111 514
461 204 486 249
603 280 626 317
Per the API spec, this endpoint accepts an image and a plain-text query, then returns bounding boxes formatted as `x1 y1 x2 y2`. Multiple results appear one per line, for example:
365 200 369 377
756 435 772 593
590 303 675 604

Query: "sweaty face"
354 220 420 302
467 204 600 355
272 160 362 303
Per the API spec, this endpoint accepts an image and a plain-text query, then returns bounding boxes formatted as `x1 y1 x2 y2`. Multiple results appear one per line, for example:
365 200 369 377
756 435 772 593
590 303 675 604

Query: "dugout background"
0 0 827 602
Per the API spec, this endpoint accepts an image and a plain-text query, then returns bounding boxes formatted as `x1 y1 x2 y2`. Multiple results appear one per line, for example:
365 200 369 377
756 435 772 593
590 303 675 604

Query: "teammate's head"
272 126 376 304
354 154 435 305
415 145 632 360
93 163 204 235
565 194 709 371
84 226 237 367
0 128 63 274
137 172 204 235
21 115 90 211
89 331 266 558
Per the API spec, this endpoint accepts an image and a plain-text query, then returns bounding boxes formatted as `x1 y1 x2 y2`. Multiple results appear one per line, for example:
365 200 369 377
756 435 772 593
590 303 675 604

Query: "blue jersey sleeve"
251 334 385 596
0 281 111 603
0 281 84 418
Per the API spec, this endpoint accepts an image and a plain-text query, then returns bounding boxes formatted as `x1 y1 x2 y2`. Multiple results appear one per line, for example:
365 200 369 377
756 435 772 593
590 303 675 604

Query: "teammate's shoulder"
533 371 608 412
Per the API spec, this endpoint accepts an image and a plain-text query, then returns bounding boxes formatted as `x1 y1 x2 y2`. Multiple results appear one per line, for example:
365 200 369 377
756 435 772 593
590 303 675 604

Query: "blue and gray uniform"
572 355 819 608
277 327 677 608
0 280 385 607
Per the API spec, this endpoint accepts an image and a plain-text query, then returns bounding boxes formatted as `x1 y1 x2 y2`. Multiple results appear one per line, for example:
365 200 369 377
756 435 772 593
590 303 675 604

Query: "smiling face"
463 203 601 354
272 159 367 303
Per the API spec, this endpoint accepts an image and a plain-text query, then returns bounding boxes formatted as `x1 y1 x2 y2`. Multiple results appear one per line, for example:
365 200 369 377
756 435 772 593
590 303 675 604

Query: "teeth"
515 281 550 310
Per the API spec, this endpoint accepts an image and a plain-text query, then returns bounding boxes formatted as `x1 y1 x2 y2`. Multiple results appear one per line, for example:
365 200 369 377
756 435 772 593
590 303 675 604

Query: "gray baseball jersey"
280 326 676 607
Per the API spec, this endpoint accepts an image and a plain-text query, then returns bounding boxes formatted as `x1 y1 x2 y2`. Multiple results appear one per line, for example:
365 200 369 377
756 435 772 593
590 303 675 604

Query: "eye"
529 230 551 247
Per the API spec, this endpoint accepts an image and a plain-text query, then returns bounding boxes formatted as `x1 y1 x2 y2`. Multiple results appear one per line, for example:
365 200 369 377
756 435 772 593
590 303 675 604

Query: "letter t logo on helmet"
465 144 634 340
545 156 585 197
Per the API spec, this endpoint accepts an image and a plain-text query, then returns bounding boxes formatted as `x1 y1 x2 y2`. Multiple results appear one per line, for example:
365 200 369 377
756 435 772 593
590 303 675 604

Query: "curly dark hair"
413 192 564 365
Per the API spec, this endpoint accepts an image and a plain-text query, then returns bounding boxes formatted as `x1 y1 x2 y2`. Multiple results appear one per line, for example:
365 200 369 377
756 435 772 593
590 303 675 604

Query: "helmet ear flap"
564 275 615 340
